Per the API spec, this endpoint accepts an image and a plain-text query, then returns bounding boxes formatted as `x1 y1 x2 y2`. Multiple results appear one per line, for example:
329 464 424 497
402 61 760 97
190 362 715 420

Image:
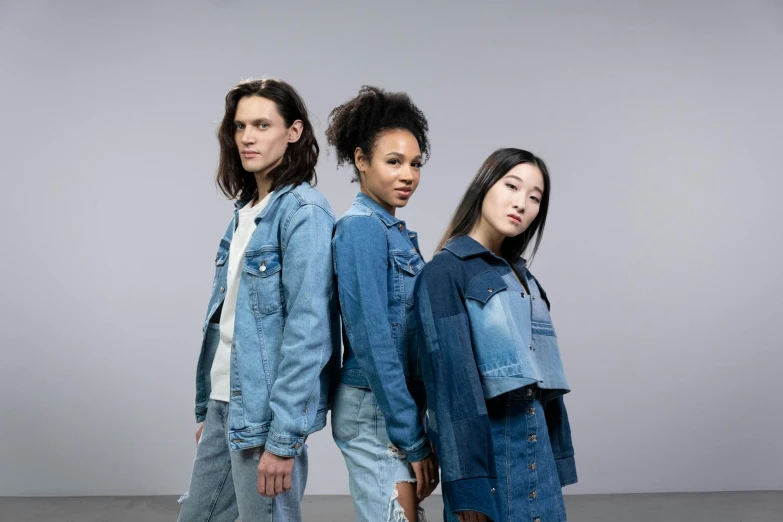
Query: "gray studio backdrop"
1 0 781 497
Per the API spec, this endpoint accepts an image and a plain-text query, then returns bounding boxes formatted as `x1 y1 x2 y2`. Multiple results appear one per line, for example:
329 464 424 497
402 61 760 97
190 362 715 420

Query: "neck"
360 186 395 216
468 218 504 256
253 172 273 205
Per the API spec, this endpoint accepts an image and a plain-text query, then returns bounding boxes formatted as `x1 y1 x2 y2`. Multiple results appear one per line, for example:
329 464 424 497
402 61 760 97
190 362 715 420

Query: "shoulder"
280 183 335 218
335 212 387 239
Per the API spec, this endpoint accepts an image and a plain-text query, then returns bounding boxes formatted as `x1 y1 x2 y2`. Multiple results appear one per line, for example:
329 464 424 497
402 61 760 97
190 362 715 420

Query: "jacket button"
220 287 225 293
534 518 541 522
528 407 535 415
527 388 533 396
529 490 537 499
529 462 536 470
398 224 404 231
491 488 496 494
488 287 494 292
528 435 537 442
260 261 267 272
521 292 525 297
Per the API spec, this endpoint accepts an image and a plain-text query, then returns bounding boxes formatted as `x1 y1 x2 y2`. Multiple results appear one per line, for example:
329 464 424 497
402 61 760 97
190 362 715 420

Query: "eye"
388 159 401 166
258 123 269 129
412 161 423 169
530 195 541 203
505 183 518 191
235 123 245 131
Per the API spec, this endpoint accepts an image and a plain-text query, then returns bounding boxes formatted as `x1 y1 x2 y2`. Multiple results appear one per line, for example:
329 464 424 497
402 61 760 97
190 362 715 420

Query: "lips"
508 214 522 224
242 151 259 158
395 188 412 197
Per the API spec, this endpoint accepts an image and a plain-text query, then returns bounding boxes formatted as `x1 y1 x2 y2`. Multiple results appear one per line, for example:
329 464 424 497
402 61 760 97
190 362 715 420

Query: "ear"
354 146 369 174
287 120 304 143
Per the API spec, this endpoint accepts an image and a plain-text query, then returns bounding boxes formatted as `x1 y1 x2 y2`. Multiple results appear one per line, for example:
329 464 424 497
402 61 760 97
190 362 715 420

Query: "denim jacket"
194 183 341 457
415 235 577 520
331 192 431 462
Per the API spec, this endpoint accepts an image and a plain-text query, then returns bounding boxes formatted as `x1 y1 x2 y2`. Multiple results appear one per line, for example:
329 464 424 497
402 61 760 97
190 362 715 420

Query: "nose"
399 164 414 184
513 197 526 213
241 128 255 145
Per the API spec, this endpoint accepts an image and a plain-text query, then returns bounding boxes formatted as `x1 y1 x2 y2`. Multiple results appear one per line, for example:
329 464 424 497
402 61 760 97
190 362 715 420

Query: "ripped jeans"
332 385 427 522
178 399 308 522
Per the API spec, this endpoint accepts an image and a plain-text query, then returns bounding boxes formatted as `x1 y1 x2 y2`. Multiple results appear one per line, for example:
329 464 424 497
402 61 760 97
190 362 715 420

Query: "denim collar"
443 235 528 269
353 192 403 228
234 183 298 222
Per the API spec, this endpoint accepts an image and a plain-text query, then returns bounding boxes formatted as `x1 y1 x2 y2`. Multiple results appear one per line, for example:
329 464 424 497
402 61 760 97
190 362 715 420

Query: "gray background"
1 0 781 497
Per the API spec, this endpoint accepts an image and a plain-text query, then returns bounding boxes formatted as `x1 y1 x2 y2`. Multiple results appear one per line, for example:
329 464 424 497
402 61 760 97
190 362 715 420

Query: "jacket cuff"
195 408 207 424
442 477 500 522
264 429 306 458
404 439 432 463
556 456 578 486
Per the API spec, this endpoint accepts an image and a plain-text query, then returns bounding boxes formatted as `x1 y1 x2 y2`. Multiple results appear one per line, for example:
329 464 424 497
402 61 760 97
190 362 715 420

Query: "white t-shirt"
210 194 271 402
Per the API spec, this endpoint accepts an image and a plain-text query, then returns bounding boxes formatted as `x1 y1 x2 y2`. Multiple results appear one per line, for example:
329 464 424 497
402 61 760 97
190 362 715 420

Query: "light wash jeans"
332 385 428 522
178 399 308 522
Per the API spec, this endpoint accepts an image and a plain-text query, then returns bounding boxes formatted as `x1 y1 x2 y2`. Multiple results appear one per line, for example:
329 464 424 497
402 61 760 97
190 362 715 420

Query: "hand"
195 422 204 445
457 511 488 522
410 453 439 501
257 451 295 497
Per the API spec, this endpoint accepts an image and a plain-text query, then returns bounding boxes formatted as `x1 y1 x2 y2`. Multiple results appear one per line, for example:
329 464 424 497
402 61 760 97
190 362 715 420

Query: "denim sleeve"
544 396 578 486
416 263 500 522
333 216 431 463
265 203 336 457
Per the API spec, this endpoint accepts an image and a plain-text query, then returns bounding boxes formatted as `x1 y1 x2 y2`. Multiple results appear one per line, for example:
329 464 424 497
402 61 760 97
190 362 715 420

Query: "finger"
265 471 276 498
478 513 489 522
274 474 285 495
413 464 424 500
283 470 292 492
457 513 466 522
257 473 266 496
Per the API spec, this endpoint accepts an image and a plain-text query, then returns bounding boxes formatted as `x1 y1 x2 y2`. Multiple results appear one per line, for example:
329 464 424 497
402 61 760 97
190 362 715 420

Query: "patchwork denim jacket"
415 235 577 520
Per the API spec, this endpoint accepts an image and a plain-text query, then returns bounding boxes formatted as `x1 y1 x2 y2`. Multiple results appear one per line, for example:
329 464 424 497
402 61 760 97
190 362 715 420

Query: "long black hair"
437 148 551 263
216 78 319 201
325 85 430 181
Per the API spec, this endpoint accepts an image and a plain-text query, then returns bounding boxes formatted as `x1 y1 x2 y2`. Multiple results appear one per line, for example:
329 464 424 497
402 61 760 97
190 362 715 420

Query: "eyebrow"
505 174 543 193
234 118 272 125
385 152 423 161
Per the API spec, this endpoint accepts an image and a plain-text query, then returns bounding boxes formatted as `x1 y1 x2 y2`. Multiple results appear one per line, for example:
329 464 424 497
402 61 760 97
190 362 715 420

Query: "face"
478 163 545 239
356 129 422 214
234 95 302 176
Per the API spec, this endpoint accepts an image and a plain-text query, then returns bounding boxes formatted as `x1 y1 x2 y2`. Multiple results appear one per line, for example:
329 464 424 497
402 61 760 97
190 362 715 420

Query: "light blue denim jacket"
415 235 576 520
331 192 431 462
194 183 341 457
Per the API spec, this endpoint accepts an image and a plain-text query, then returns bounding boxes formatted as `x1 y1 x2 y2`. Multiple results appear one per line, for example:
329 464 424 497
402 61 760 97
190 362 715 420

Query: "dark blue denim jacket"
194 183 341 457
415 235 577 520
332 192 431 462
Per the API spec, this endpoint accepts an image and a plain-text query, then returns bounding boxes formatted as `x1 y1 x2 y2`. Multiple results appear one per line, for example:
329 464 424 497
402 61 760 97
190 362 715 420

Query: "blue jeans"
178 400 308 522
444 390 567 522
332 385 428 522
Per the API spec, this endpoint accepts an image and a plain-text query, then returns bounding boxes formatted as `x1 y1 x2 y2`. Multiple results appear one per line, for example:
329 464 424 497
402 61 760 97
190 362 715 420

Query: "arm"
264 203 336 457
416 263 500 522
333 216 430 462
544 396 578 486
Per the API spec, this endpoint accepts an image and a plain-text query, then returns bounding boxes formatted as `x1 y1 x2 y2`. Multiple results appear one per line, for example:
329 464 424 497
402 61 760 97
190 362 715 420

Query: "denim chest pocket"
465 271 508 304
212 240 230 292
391 252 424 305
244 248 283 314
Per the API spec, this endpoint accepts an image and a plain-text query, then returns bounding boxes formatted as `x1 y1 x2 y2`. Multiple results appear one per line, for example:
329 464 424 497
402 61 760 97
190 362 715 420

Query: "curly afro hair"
325 85 430 182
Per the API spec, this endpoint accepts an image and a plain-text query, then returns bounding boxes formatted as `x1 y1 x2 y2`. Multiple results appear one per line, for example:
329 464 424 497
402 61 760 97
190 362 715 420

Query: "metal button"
529 491 537 499
398 224 404 231
488 287 494 292
491 487 496 494
260 260 267 272
292 442 302 449
528 407 536 415
528 435 537 442
231 391 241 397
529 462 536 470
534 518 541 522
527 388 533 396
532 296 536 300
521 292 525 297
220 286 225 293
529 344 533 350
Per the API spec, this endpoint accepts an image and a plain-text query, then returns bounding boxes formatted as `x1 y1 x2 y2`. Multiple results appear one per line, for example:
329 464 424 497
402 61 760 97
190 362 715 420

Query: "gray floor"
1 492 781 522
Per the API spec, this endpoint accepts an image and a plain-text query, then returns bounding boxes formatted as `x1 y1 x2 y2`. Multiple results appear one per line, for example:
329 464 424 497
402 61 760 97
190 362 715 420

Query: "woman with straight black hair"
416 148 577 522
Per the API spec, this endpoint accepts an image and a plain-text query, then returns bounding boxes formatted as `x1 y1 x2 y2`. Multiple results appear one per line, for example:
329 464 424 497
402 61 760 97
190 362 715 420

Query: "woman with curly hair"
326 86 439 522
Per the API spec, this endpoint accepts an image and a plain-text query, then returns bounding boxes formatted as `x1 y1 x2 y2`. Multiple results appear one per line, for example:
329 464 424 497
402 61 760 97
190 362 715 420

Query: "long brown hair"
436 148 551 263
216 78 319 201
